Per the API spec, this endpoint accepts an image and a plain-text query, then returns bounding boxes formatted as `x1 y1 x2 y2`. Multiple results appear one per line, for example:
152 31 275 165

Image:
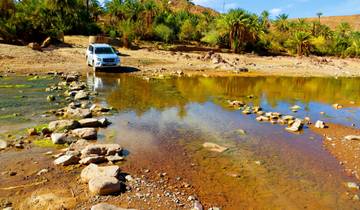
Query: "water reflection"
90 73 360 209
89 73 360 126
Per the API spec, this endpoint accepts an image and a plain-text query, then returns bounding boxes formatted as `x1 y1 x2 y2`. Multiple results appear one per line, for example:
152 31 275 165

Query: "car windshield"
95 47 114 54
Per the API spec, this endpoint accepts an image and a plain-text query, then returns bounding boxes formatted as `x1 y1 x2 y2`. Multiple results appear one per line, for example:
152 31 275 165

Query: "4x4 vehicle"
86 43 121 71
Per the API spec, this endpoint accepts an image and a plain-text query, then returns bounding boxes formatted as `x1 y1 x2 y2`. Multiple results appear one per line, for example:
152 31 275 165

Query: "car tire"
86 56 91 66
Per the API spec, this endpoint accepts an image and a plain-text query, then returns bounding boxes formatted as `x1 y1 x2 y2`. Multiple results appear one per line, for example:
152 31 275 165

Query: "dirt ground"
1 35 360 77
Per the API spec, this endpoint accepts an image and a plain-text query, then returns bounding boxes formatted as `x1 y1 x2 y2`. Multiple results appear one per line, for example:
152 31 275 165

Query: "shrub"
154 24 174 42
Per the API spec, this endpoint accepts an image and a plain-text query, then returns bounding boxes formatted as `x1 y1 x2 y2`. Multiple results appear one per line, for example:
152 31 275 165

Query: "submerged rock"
88 176 121 195
202 142 228 153
332 103 343 109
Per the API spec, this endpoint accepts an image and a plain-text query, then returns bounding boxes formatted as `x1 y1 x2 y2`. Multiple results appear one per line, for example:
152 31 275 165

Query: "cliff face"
166 0 219 16
301 14 360 30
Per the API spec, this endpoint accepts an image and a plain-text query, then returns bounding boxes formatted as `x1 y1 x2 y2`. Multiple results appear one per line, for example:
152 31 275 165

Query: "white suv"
86 43 121 71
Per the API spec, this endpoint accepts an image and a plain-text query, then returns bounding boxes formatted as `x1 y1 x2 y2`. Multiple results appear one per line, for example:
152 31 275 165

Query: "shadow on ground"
95 66 140 73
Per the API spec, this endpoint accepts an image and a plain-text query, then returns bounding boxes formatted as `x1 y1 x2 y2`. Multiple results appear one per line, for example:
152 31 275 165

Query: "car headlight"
96 57 101 61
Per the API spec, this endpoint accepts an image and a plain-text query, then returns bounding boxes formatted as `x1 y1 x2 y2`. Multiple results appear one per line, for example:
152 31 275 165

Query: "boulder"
27 42 41 51
0 140 8 149
74 90 89 100
48 120 80 131
51 133 67 144
90 104 111 112
71 128 97 140
91 203 135 210
79 155 107 165
54 154 80 166
81 144 122 158
27 128 38 136
41 37 52 48
315 120 326 128
344 135 360 141
202 142 228 153
285 118 303 132
80 164 120 183
88 176 121 195
99 118 111 127
106 154 125 162
68 139 91 152
66 108 92 119
256 116 269 121
79 118 102 127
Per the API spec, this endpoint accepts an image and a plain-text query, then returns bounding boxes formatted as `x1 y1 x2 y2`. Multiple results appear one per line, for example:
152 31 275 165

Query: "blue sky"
192 0 360 18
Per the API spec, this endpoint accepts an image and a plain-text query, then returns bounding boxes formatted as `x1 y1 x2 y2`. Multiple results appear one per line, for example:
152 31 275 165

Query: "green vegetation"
33 138 66 148
1 0 359 57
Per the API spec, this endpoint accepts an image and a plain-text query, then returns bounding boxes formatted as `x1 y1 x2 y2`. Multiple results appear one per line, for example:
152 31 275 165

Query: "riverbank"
1 36 360 78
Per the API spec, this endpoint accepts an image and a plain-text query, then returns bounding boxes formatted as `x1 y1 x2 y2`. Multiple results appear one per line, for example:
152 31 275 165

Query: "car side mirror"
116 51 121 56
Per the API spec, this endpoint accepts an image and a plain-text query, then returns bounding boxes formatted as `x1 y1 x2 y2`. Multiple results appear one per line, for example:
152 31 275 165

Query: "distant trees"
0 0 359 58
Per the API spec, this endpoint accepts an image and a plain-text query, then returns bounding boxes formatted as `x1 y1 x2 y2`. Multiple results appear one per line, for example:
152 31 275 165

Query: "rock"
15 143 24 149
79 118 102 127
41 127 52 136
81 164 121 183
208 208 221 210
27 42 41 51
315 120 326 128
66 108 92 119
88 176 121 195
192 200 203 210
69 81 86 91
346 182 359 190
90 104 111 113
282 115 295 121
27 128 38 136
36 168 49 176
49 120 80 131
256 116 269 121
81 144 122 158
71 128 97 140
47 95 55 102
51 133 67 144
79 155 107 165
91 203 135 210
99 118 111 127
285 118 303 132
74 90 89 100
41 37 51 48
202 142 228 153
290 105 301 112
54 154 80 166
332 103 343 109
0 140 8 149
106 154 125 162
236 129 246 135
68 139 91 151
344 135 360 141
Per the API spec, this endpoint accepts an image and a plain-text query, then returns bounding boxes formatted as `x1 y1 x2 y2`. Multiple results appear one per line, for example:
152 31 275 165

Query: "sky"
192 0 360 18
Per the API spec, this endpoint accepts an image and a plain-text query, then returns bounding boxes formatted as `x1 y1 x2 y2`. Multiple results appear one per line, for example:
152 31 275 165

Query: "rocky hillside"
167 0 219 16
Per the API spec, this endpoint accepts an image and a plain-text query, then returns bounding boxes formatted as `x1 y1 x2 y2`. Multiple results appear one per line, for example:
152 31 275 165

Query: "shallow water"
88 73 360 209
0 76 62 133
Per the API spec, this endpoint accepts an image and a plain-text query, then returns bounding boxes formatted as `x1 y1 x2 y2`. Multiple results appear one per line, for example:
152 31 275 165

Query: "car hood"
94 54 118 59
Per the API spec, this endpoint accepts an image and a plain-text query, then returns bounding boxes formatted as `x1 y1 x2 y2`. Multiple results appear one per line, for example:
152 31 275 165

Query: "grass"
0 113 20 119
33 139 67 149
27 76 53 81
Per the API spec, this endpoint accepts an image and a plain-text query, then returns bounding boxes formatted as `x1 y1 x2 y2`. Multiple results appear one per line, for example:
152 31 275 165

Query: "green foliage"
154 24 174 42
1 0 359 58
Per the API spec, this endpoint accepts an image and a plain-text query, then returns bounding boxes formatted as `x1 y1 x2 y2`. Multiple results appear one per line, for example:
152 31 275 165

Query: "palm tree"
260 10 270 31
288 31 312 56
219 9 261 53
46 0 77 21
316 12 323 23
274 14 289 32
